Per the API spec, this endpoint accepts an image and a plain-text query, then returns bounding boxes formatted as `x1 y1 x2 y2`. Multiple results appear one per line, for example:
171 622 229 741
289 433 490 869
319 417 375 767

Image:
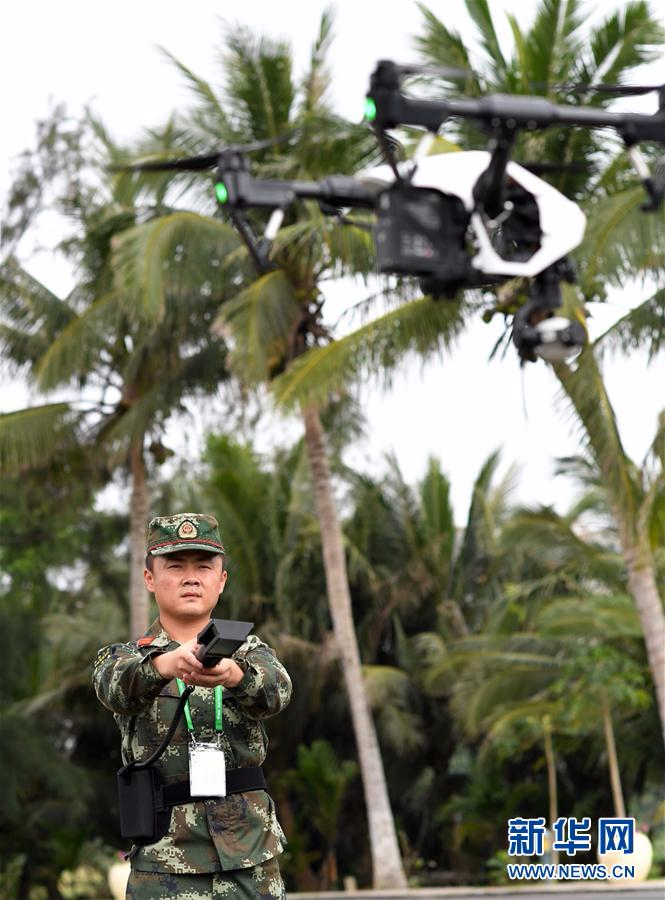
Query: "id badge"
189 742 226 797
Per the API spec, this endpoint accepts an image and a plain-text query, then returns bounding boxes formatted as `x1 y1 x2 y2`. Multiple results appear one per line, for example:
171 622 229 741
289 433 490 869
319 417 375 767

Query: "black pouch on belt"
117 765 171 842
116 685 194 844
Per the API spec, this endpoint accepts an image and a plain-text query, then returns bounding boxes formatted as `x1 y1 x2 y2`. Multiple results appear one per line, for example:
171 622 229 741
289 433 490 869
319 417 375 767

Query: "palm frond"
300 6 335 115
505 14 530 93
454 665 557 737
485 699 560 746
525 0 585 89
419 457 455 571
501 504 615 564
595 287 665 363
463 0 509 84
223 27 295 142
449 448 505 615
321 217 376 279
112 212 240 320
34 292 119 391
285 117 379 180
578 186 665 293
645 409 665 473
553 349 643 538
534 594 642 639
0 403 83 475
0 323 52 377
583 2 665 88
213 269 300 385
160 47 231 137
363 664 426 755
0 258 74 341
414 2 481 92
271 295 466 411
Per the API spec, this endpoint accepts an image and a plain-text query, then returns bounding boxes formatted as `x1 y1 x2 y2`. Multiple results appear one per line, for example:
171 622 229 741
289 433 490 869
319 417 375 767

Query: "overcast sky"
1 1 664 523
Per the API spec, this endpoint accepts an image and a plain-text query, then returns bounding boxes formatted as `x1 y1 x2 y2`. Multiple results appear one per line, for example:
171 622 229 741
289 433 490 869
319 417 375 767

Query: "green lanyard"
175 680 224 735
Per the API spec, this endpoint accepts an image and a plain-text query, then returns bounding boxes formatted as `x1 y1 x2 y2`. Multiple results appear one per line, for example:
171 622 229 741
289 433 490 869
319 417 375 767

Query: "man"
93 513 292 899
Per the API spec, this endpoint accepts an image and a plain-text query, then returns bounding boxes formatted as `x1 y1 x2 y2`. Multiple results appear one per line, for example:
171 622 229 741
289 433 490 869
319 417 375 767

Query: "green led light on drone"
215 182 229 204
364 97 377 122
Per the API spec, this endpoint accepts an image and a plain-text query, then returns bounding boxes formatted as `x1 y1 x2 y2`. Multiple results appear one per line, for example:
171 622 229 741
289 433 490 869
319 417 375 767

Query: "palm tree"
0 117 239 638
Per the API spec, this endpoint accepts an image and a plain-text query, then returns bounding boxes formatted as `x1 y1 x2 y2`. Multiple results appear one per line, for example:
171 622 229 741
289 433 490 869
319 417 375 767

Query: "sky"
1 0 664 523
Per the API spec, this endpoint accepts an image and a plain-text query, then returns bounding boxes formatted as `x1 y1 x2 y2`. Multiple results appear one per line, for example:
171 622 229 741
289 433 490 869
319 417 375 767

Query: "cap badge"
178 520 198 539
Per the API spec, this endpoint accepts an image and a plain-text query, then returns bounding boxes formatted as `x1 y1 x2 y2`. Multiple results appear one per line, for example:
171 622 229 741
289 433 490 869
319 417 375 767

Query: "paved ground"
289 882 665 900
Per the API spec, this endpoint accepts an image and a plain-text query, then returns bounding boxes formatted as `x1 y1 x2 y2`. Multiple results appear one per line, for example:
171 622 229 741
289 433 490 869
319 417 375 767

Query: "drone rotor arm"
369 63 665 142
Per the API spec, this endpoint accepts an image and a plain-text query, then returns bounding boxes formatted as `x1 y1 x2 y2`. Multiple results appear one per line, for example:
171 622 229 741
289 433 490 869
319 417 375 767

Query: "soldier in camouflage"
92 513 292 899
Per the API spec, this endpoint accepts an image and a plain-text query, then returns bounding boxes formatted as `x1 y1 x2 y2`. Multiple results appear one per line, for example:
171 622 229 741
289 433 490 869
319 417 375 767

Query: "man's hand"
184 657 246 689
151 640 246 688
151 639 204 681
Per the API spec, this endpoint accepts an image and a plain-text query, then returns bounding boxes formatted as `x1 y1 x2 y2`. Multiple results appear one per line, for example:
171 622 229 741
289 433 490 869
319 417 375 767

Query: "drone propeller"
115 153 220 173
397 62 470 81
112 136 292 174
581 83 664 97
535 81 664 98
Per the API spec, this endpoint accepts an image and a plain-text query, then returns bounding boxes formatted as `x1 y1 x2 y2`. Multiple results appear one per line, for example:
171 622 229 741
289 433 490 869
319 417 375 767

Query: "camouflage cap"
146 513 225 556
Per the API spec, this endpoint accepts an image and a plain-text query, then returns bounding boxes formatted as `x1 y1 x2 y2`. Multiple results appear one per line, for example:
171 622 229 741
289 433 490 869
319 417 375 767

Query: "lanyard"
175 679 223 735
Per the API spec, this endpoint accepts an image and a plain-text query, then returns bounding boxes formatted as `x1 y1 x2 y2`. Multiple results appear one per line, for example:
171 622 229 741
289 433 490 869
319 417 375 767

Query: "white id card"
188 742 226 797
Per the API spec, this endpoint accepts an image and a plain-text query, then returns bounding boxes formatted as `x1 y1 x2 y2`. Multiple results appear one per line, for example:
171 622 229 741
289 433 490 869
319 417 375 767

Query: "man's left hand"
183 656 246 689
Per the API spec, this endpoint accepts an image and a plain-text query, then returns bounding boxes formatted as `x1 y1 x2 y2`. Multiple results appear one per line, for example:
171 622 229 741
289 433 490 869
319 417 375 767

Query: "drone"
123 60 665 364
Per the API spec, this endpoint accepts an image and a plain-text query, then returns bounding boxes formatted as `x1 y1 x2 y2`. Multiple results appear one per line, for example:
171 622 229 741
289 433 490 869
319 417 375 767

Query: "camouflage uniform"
126 858 285 898
93 616 292 899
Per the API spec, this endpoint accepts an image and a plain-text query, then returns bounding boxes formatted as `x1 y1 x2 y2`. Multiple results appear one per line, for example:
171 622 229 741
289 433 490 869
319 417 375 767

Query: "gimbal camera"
121 60 665 364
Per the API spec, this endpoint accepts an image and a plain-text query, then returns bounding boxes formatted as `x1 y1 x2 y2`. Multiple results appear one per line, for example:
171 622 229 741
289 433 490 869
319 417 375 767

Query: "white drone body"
358 150 587 279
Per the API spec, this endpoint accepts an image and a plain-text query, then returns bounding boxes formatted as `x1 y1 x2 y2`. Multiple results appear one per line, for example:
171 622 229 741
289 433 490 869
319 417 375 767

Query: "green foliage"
271 296 467 411
285 740 358 845
215 270 301 384
598 287 665 363
0 403 82 476
364 666 426 756
112 211 241 321
0 460 129 896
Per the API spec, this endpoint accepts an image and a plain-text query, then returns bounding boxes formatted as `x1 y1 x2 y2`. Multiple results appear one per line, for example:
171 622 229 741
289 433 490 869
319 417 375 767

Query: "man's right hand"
151 639 205 681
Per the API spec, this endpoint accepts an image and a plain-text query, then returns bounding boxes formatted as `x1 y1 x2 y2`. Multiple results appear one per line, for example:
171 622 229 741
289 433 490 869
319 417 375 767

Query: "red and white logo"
178 520 197 539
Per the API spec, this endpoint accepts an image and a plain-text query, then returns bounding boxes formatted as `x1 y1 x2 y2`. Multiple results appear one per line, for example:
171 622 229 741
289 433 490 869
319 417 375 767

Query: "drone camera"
513 308 587 363
512 262 587 363
374 184 470 293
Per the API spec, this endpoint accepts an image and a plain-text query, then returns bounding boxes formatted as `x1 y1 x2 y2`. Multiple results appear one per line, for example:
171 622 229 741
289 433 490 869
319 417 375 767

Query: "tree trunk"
321 849 339 890
601 689 626 818
621 539 665 746
301 404 408 889
542 715 559 866
129 437 150 640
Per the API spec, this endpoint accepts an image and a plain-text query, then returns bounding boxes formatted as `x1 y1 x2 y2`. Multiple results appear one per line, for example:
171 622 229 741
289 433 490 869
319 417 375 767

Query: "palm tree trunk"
600 689 626 818
301 404 408 889
129 437 150 640
621 539 665 747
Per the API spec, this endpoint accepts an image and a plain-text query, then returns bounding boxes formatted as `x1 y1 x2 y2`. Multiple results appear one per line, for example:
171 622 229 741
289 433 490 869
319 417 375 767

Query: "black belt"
160 766 266 808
